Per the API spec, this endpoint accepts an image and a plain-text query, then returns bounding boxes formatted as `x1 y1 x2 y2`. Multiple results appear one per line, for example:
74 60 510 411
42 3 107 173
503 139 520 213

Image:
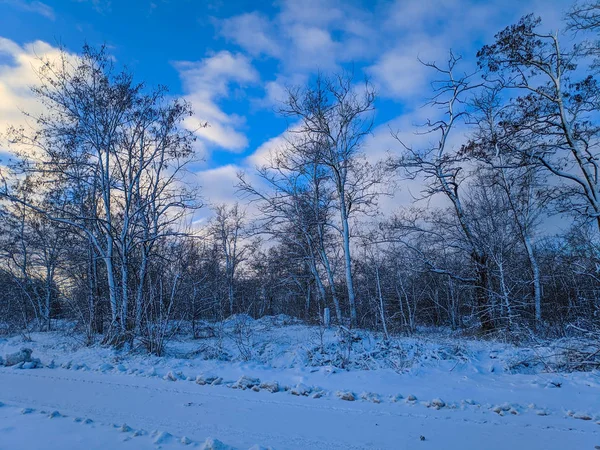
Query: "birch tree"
238 137 343 323
281 73 386 326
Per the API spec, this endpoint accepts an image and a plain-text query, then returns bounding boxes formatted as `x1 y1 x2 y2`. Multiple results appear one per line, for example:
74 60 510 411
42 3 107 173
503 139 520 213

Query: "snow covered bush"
4 348 33 366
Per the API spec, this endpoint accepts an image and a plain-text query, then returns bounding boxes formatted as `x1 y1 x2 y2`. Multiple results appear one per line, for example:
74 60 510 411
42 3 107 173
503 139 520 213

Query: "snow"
290 383 311 396
0 321 599 449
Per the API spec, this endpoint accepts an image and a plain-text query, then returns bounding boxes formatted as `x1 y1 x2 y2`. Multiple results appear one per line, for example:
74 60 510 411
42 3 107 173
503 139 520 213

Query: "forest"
1 4 600 355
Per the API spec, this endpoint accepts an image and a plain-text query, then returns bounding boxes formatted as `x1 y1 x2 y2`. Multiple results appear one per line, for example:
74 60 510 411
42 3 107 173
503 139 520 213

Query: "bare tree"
238 136 343 323
281 73 387 326
390 53 495 332
1 45 200 342
210 203 249 317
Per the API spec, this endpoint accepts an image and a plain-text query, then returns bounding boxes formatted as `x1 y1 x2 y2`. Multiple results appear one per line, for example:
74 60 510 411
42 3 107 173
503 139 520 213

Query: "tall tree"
2 45 199 341
210 203 249 317
281 73 386 326
390 53 496 332
238 136 343 323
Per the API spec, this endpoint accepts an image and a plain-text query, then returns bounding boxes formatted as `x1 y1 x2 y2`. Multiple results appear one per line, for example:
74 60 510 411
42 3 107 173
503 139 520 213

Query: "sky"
0 0 572 219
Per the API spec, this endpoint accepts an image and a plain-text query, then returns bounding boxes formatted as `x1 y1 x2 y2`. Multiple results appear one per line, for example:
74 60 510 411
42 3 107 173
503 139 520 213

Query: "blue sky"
0 0 571 211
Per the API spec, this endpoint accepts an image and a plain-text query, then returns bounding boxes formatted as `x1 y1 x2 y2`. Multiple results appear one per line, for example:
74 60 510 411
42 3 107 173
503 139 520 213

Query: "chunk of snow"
360 392 381 403
199 437 235 450
153 431 173 445
290 383 311 396
573 412 593 421
196 374 219 385
430 398 446 409
311 390 325 399
336 390 355 401
164 371 178 382
492 403 511 414
259 381 279 393
233 375 260 389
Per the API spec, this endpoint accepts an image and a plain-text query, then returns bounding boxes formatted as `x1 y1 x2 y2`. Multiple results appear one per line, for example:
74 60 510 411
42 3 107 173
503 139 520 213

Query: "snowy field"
1 315 599 449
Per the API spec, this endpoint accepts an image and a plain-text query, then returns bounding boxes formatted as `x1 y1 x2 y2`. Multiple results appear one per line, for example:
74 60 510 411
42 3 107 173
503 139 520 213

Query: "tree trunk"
319 248 342 323
340 206 357 326
374 262 389 340
523 234 542 327
473 252 494 332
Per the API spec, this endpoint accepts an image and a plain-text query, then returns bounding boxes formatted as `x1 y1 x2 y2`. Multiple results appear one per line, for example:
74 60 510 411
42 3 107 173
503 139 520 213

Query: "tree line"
1 4 599 351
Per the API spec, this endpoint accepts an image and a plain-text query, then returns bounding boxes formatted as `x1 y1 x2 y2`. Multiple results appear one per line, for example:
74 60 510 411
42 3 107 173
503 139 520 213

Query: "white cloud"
0 38 67 157
277 0 375 70
277 0 345 29
218 0 377 98
285 25 340 72
245 132 288 169
263 79 287 106
176 51 258 98
195 164 243 211
366 0 569 105
1 0 55 20
174 51 259 153
219 12 281 58
367 42 445 101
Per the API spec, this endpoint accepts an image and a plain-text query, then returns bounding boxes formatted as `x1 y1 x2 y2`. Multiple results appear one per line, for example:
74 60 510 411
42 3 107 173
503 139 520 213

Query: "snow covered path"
1 368 599 449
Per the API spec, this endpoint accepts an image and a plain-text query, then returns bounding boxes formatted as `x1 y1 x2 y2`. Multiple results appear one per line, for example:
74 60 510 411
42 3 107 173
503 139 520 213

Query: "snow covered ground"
1 316 599 449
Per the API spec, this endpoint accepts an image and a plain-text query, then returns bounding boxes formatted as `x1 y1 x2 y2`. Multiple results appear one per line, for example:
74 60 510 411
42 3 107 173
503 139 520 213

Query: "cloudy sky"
0 0 572 217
